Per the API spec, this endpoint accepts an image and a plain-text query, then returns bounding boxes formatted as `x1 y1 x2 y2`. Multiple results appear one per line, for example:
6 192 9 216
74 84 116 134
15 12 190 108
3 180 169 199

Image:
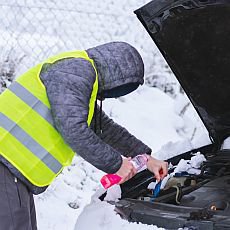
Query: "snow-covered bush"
0 47 26 93
145 49 183 98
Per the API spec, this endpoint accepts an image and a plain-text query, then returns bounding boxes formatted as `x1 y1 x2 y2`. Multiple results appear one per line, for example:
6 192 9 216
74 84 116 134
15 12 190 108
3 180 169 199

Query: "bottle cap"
100 174 122 189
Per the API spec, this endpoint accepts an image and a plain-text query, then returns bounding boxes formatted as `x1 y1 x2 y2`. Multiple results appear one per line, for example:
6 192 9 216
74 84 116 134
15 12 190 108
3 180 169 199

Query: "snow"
104 185 122 202
173 153 206 176
75 188 164 230
102 86 186 152
221 137 230 149
190 153 207 169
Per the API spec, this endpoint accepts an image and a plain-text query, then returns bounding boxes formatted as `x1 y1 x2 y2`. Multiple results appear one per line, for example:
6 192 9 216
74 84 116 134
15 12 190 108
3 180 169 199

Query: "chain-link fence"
1 0 183 97
0 0 155 73
0 0 184 97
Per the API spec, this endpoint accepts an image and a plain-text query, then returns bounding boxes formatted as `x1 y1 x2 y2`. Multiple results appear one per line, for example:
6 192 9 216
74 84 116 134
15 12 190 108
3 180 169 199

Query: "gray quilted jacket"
0 42 151 194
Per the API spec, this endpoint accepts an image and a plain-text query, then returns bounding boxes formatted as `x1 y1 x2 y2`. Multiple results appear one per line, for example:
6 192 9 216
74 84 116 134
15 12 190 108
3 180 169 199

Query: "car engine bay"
114 147 230 229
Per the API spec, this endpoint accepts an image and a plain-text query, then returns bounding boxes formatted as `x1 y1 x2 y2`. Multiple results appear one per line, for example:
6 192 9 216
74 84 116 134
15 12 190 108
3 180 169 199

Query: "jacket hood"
86 42 144 98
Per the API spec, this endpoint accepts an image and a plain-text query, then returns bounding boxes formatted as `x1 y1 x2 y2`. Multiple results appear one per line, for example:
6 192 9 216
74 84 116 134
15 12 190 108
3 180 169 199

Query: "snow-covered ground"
35 86 210 230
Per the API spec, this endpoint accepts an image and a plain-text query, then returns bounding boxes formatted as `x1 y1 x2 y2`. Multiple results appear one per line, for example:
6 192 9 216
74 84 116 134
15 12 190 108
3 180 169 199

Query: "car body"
114 1 230 229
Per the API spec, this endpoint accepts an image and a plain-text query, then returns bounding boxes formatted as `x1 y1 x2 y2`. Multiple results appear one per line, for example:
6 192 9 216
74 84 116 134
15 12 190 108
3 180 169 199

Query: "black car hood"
135 0 230 144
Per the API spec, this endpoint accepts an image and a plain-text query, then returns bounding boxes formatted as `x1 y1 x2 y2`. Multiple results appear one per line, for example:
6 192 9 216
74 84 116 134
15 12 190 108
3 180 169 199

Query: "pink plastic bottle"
100 154 149 189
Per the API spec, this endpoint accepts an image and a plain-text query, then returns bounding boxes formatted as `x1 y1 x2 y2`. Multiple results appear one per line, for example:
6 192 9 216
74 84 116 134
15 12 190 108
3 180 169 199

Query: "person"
0 41 168 229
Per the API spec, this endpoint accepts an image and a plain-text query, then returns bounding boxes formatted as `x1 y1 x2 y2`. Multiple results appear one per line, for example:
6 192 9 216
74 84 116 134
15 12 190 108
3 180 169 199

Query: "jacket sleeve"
40 58 122 174
91 105 152 158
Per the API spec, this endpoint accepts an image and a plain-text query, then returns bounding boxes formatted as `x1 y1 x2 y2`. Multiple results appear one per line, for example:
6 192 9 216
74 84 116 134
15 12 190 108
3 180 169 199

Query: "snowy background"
0 0 211 229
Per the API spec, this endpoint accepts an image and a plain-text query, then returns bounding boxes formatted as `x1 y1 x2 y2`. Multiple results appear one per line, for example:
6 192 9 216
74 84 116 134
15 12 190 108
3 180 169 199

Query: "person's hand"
116 157 137 184
146 156 168 182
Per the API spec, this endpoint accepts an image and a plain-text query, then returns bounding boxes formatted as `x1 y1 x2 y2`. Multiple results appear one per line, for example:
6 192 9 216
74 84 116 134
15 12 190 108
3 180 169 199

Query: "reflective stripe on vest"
0 50 98 187
9 82 54 126
0 113 61 173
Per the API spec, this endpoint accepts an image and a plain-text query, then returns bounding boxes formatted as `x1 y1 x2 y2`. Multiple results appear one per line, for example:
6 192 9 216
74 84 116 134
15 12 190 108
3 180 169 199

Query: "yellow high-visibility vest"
0 50 98 187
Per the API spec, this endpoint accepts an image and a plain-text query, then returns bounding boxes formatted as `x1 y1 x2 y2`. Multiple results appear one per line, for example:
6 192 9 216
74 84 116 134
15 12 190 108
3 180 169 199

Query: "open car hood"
135 0 230 144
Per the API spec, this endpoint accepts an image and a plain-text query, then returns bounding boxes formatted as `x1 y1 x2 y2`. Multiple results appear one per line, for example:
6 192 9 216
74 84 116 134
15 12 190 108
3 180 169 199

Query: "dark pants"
0 162 37 230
